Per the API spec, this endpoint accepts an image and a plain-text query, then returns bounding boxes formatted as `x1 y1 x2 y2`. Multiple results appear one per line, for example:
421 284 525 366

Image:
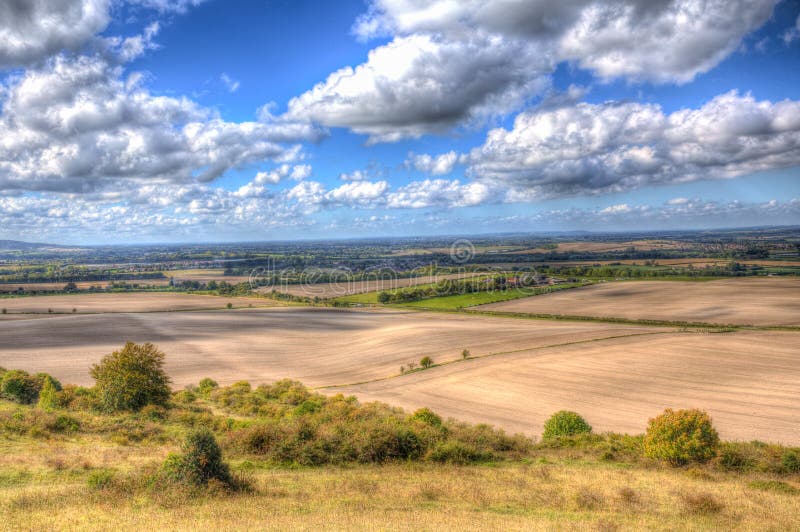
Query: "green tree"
419 356 434 369
90 342 172 412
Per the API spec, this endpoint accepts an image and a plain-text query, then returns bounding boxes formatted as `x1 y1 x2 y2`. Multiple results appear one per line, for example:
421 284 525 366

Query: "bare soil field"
1 305 797 443
335 329 800 444
0 293 273 314
0 280 171 292
0 307 661 389
264 272 483 299
478 278 800 326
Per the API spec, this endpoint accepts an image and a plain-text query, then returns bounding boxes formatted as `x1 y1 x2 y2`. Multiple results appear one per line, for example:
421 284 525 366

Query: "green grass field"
396 283 589 310
335 282 588 309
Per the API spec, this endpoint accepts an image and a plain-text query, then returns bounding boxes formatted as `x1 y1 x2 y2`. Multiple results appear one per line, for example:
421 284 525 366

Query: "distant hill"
0 240 74 251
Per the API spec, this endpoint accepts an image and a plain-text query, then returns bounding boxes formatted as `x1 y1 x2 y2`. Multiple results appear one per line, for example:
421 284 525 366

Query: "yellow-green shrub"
644 409 719 465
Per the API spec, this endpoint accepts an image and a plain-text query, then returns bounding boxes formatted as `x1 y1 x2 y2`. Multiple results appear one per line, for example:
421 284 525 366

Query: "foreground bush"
542 411 592 439
0 370 61 405
221 380 529 465
90 342 172 412
644 409 719 465
164 429 234 487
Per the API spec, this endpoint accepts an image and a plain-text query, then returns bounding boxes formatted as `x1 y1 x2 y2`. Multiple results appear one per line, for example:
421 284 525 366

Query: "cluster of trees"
537 261 758 279
0 265 165 284
377 276 535 303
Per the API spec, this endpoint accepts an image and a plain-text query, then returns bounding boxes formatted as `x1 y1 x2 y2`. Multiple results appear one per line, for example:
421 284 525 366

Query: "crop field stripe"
317 329 680 390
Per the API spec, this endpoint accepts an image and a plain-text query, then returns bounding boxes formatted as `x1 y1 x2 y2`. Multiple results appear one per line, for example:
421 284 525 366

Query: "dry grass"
0 455 797 531
478 278 800 326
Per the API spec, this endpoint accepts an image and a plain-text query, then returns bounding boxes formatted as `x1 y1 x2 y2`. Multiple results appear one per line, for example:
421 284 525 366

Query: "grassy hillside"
1 364 798 530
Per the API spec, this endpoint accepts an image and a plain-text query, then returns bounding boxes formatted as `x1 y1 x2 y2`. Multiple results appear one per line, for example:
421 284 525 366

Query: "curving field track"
477 278 800 326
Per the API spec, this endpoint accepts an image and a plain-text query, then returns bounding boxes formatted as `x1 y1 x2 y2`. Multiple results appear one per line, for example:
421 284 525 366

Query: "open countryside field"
509 240 688 254
333 329 800 444
1 299 799 443
0 292 273 314
478 277 800 326
0 307 661 389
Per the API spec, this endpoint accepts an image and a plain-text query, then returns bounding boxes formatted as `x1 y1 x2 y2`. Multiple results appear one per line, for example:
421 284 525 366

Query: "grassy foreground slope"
1 363 799 531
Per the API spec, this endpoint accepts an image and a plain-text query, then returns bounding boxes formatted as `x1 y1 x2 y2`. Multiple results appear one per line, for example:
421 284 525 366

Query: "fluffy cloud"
407 151 460 175
0 0 110 67
466 91 800 198
386 179 493 208
0 53 323 193
290 0 775 143
339 170 369 181
286 34 551 143
355 0 775 84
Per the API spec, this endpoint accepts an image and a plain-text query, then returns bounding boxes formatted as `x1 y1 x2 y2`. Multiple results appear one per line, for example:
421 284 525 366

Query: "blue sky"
0 0 799 243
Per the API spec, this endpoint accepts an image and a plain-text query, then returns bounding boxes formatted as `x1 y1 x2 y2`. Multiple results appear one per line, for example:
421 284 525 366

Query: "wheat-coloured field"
334 329 800 444
2 300 799 443
0 307 658 389
0 280 172 292
0 292 273 314
264 272 483 298
478 278 800 326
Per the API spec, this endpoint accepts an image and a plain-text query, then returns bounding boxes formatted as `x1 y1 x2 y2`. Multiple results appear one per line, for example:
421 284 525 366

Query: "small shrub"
410 407 443 427
644 409 719 465
197 378 219 396
139 404 167 421
682 492 723 515
87 469 115 490
428 441 492 464
1 370 39 404
461 349 470 359
90 342 172 412
781 449 800 473
51 414 80 433
226 303 233 309
542 411 592 439
1 308 6 314
163 429 233 487
173 390 197 404
419 356 434 369
715 443 755 472
37 375 61 410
